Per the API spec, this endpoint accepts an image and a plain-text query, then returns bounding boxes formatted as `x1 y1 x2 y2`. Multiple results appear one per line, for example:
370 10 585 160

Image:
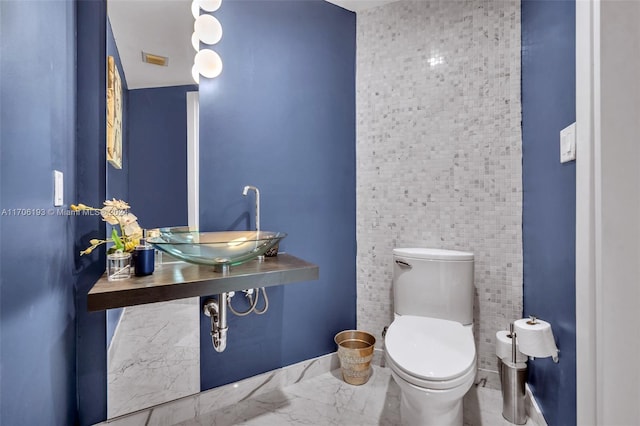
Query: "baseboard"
525 384 548 426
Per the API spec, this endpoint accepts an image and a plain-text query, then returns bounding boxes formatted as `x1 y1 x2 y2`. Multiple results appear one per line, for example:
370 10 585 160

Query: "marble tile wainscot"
87 254 319 311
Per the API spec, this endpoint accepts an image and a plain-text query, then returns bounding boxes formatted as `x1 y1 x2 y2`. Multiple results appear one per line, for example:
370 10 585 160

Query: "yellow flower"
74 199 143 255
124 240 138 252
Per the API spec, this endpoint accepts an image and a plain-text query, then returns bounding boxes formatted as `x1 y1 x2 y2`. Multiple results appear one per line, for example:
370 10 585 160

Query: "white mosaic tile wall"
356 0 522 376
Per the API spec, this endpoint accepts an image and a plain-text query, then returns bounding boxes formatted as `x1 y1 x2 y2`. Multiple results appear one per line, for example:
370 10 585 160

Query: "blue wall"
75 0 108 424
128 85 194 229
0 0 78 424
521 1 576 425
198 0 356 389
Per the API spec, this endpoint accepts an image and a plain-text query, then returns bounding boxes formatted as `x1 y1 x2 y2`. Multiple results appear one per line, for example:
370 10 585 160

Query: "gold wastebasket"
334 330 376 385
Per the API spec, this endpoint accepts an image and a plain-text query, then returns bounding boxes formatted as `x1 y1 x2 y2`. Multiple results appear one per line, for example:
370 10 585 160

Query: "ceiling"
325 0 397 12
108 0 195 90
108 0 399 90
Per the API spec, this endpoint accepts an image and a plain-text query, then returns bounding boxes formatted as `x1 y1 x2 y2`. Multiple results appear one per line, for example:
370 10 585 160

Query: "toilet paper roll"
514 318 559 362
496 330 528 363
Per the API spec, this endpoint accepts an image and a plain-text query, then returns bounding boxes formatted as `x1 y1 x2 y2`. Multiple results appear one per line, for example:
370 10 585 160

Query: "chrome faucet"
242 185 260 233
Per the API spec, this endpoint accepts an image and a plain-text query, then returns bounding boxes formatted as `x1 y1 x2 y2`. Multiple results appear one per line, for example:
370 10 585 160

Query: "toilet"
384 248 476 426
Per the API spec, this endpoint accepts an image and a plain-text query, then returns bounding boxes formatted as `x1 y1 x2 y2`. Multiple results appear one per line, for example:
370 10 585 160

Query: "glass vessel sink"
148 227 287 268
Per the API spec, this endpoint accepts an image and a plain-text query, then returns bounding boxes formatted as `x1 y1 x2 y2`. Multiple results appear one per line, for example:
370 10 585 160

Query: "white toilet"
384 248 476 426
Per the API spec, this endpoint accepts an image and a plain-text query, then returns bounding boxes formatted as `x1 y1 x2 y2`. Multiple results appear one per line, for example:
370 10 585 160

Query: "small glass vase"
107 251 132 281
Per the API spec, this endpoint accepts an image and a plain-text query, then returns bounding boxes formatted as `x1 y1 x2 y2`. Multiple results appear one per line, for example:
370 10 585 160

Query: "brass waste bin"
334 330 376 385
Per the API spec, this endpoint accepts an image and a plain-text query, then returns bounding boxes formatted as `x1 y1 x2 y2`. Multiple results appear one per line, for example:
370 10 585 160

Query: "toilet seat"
386 352 476 391
385 315 476 390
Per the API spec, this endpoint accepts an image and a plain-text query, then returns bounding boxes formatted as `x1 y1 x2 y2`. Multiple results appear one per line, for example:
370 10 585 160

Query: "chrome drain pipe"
203 294 228 352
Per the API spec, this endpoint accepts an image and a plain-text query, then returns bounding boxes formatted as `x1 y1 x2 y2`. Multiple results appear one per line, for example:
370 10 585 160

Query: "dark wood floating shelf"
87 254 319 312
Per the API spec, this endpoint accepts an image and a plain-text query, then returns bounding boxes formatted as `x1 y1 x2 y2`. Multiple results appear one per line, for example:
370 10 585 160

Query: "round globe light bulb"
191 64 200 84
194 14 222 45
194 49 223 79
191 32 200 52
200 0 222 12
191 0 200 19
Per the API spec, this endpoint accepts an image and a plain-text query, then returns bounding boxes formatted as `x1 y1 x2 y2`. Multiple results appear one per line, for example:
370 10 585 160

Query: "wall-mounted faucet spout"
241 185 268 308
242 185 260 233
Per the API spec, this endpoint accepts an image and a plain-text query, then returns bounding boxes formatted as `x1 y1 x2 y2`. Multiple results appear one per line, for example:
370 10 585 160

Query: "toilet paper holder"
514 316 560 363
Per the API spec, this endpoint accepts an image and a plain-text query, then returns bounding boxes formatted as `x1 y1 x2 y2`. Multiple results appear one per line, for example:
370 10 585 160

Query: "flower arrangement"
71 199 142 255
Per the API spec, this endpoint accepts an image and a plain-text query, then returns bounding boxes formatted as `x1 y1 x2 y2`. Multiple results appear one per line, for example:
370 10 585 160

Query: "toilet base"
390 369 473 426
399 391 462 426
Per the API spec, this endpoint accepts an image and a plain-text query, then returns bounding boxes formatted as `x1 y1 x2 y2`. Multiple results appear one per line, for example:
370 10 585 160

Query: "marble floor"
108 298 200 419
175 366 540 426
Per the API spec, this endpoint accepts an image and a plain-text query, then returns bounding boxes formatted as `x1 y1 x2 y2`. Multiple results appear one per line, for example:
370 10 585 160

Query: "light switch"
560 122 576 163
54 170 63 206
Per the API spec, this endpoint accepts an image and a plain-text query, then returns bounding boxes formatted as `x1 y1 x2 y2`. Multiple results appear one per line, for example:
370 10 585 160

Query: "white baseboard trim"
525 384 548 426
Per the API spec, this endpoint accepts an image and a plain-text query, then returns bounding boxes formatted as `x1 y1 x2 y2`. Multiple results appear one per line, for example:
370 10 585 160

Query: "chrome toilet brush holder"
500 323 528 425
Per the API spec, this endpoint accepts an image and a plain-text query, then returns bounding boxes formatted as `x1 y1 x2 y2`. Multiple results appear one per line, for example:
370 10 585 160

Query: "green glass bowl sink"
148 227 287 267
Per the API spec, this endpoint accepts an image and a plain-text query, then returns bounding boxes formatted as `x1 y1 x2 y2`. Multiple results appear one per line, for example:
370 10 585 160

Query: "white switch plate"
560 122 576 163
54 170 63 206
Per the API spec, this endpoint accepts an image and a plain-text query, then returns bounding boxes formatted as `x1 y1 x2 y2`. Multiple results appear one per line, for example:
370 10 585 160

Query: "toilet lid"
385 316 476 381
393 247 474 261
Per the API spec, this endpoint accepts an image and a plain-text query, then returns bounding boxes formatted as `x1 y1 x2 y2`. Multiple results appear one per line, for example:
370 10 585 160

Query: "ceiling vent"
141 51 168 67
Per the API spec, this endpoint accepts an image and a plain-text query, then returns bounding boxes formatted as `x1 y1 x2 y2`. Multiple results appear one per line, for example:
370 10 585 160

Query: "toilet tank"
392 248 474 325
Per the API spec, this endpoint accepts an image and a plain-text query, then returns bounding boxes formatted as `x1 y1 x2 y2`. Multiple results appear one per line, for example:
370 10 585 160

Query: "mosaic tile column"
356 0 522 376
